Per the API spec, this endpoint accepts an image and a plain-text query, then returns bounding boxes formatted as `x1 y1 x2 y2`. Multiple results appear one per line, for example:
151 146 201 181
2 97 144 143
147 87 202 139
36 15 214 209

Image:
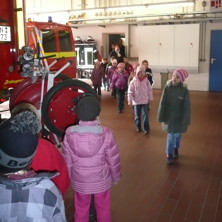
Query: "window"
42 30 56 52
58 30 72 51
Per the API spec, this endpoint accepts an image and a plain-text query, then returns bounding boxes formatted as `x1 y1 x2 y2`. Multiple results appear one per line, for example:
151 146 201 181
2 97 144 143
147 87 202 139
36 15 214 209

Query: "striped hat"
0 110 41 173
173 69 189 82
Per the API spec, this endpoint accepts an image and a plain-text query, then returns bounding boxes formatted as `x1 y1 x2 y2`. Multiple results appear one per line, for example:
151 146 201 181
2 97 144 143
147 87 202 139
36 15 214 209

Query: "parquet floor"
64 88 222 222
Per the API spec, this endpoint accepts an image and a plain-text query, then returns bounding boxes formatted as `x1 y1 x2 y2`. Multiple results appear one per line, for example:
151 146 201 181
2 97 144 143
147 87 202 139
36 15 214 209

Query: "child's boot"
174 148 179 159
167 154 174 166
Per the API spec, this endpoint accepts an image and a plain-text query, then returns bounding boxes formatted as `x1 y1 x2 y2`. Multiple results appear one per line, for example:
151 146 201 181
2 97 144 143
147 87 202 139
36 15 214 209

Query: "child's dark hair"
142 60 148 64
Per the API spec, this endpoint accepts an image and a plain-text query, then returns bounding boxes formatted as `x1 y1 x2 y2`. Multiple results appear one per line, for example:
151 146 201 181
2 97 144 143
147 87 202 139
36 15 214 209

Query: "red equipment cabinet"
0 0 25 101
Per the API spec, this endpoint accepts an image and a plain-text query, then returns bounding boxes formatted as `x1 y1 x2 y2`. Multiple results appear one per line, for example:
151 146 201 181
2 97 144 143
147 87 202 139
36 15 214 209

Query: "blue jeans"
116 88 125 112
133 104 149 132
166 133 181 155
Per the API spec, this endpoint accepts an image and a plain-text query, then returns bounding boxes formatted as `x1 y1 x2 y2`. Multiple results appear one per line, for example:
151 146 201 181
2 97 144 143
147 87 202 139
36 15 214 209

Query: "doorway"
209 30 222 92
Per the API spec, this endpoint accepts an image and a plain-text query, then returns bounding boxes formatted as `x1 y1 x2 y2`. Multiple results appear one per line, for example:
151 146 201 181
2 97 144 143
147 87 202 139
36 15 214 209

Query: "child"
123 56 133 76
100 58 109 90
107 59 118 97
91 61 105 97
128 65 153 134
142 59 154 87
0 110 66 221
62 96 121 222
111 62 128 113
128 62 140 86
11 102 70 198
157 68 191 165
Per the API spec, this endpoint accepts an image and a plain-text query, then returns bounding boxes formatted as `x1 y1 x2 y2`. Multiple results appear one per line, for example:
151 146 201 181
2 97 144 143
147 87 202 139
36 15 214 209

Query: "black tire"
41 79 98 137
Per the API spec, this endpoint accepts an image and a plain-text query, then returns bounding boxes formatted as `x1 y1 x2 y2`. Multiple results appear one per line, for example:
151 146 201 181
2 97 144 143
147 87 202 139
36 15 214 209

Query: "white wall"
71 21 222 91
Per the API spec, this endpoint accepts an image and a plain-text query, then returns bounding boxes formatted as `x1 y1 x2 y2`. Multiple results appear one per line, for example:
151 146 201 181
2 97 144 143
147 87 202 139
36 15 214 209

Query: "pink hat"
173 69 189 82
136 65 145 75
117 62 125 68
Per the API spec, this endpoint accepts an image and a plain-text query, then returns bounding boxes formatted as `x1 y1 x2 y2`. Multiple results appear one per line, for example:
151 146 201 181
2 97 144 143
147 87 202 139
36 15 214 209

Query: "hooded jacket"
0 172 66 222
111 70 128 90
128 74 153 105
30 138 70 198
62 120 121 194
157 80 191 133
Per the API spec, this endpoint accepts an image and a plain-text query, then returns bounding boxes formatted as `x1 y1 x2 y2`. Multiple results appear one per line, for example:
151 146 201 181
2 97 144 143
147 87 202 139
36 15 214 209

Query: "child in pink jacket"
128 65 153 134
62 96 121 222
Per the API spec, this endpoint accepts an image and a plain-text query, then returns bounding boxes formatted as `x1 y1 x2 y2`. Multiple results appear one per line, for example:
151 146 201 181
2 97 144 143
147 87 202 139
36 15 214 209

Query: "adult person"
109 44 124 63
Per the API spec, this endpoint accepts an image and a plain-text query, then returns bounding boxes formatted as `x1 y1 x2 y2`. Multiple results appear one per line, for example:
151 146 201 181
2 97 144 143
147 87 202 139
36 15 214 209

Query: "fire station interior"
1 0 222 221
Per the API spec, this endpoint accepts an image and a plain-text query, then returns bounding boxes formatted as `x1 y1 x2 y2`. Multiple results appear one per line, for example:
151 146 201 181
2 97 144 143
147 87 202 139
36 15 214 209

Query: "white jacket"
128 76 153 105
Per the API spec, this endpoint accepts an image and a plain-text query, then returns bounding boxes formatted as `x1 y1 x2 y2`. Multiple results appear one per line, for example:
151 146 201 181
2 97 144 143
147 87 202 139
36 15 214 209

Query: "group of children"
0 56 191 221
91 57 155 134
91 56 191 166
0 98 120 222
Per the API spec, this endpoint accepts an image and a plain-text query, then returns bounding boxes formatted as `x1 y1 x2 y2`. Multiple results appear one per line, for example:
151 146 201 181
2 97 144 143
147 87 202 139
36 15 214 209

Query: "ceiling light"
148 1 194 9
106 5 145 12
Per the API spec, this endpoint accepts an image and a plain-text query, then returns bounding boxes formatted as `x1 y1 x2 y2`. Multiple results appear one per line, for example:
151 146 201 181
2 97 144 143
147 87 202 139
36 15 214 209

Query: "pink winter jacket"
128 76 153 105
62 120 121 194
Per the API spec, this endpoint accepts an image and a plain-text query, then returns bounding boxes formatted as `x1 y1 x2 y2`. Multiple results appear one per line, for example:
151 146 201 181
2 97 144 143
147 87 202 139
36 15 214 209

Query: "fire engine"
0 0 97 143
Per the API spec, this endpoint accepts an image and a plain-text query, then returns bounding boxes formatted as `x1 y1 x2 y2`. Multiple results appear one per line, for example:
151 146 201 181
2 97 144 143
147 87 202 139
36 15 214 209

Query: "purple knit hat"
173 69 189 82
117 62 125 68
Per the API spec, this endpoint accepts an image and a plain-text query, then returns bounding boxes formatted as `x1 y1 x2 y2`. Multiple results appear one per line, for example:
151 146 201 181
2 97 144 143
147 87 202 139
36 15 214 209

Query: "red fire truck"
0 0 97 142
0 0 77 101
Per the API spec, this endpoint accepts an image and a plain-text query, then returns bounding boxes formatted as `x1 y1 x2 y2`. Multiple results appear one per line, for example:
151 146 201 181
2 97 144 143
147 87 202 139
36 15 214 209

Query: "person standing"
107 59 118 96
123 56 133 76
111 62 128 113
109 45 124 63
62 96 121 222
117 38 126 58
157 68 191 165
128 65 153 134
142 59 154 87
91 61 105 97
0 110 66 221
100 58 109 90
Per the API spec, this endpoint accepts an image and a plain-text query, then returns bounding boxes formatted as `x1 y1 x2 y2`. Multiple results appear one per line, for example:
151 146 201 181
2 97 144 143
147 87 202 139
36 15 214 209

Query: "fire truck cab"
26 20 76 79
0 0 77 103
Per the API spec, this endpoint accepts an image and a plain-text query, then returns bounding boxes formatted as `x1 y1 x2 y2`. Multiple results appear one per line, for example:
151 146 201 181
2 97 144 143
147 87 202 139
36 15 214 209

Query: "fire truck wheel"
9 74 70 111
41 79 98 137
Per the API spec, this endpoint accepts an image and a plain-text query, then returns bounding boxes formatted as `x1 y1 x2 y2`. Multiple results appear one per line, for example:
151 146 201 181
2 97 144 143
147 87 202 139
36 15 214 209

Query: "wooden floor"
64 88 222 222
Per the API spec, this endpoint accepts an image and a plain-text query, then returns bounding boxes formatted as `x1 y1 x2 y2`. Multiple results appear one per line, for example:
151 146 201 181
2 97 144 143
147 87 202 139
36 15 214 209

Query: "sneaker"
167 154 174 166
144 130 150 134
136 128 141 132
174 149 179 159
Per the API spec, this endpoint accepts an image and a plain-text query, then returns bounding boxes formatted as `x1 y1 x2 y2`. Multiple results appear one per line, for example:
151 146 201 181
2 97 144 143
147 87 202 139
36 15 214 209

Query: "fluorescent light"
148 1 194 9
106 5 144 12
